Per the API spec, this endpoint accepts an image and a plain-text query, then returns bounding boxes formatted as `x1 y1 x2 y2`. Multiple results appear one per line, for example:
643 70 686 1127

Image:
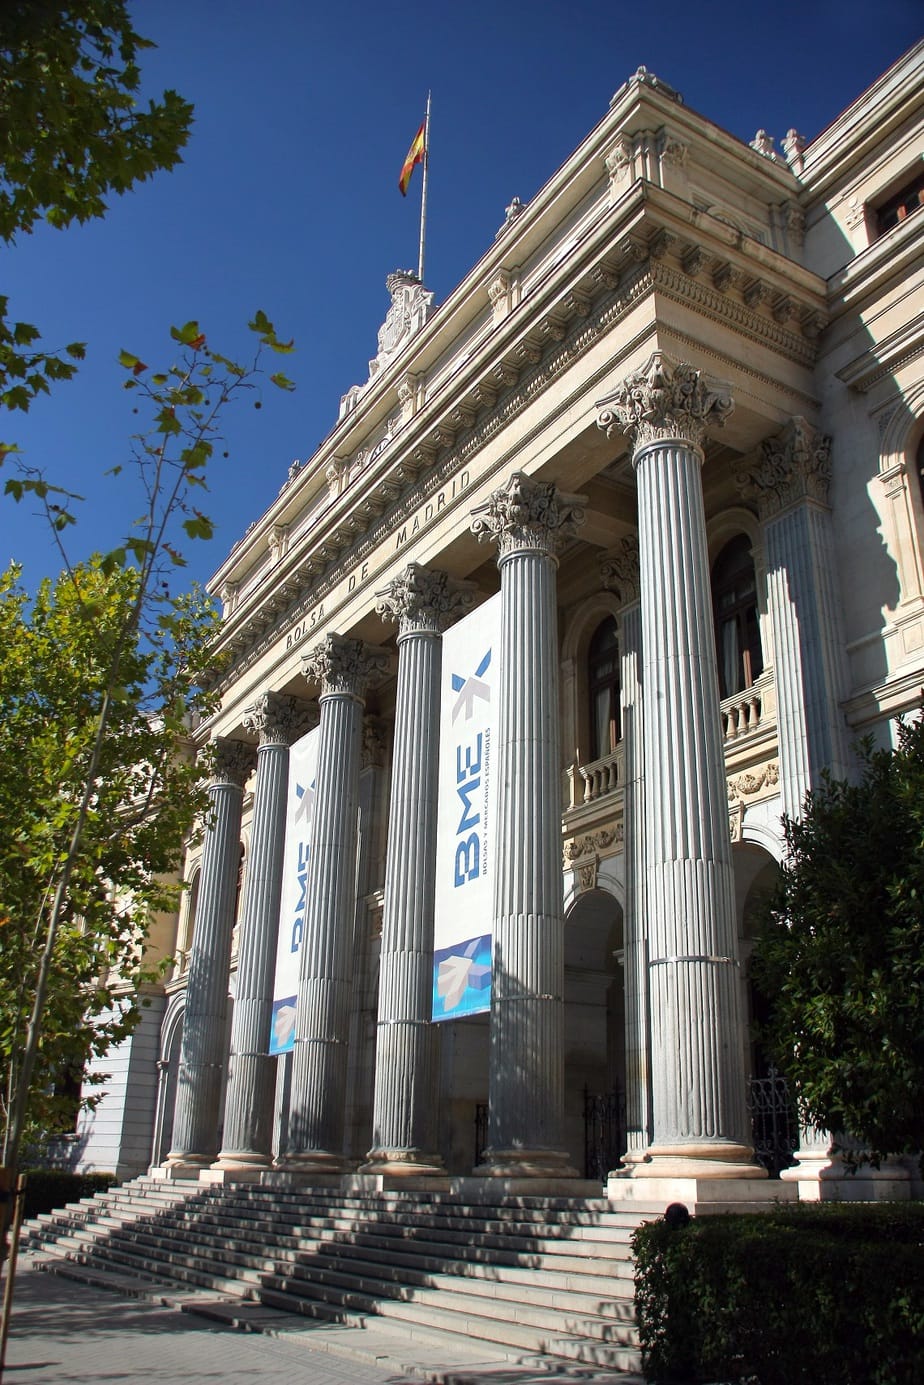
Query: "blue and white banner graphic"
432 592 501 1021
269 725 320 1054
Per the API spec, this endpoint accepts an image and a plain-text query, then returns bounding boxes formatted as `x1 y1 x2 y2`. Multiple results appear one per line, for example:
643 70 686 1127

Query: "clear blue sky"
4 0 921 593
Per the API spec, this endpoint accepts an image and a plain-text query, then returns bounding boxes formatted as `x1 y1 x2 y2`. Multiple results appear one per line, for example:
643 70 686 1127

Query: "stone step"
23 1179 644 1376
271 1253 637 1339
161 1198 636 1260
130 1205 632 1281
260 1272 639 1369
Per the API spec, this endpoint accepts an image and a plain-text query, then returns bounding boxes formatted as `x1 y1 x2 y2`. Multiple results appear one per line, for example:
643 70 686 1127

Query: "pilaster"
363 565 476 1174
165 738 255 1173
281 635 389 1172
597 354 759 1178
469 472 584 1177
737 418 851 818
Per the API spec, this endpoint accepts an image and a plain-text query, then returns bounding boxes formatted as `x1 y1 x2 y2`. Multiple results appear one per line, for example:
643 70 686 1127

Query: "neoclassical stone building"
77 44 924 1202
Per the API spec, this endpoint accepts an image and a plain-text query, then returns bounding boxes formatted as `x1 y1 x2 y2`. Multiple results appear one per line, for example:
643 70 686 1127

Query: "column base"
628 1142 766 1180
209 1149 272 1174
358 1149 446 1177
472 1147 581 1179
275 1150 355 1175
780 1151 914 1202
149 1159 209 1181
607 1171 795 1216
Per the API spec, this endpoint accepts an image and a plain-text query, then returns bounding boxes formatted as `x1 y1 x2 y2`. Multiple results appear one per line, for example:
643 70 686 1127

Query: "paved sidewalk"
3 1257 645 1385
3 1262 409 1384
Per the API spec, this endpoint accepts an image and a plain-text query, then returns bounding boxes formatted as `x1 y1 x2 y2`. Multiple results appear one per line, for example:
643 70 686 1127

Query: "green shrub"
22 1169 117 1219
633 1203 924 1385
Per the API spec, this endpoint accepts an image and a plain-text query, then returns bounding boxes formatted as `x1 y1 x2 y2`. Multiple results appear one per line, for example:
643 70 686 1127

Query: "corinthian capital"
596 352 734 456
301 633 391 699
242 692 318 747
600 535 641 606
736 417 832 520
376 563 477 637
470 471 586 560
212 737 256 788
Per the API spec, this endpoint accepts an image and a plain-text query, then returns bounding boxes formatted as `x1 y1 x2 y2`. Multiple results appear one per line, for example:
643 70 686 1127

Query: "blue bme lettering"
291 840 310 952
453 734 483 885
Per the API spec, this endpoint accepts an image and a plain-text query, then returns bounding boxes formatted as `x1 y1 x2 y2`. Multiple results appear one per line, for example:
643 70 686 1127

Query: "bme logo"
451 649 491 887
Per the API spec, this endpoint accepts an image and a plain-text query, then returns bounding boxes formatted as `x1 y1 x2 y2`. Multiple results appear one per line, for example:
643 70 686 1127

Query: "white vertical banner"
432 592 501 1021
269 725 320 1054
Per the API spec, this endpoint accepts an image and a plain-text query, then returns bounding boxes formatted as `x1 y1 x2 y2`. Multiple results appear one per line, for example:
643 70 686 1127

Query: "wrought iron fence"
583 1086 626 1182
747 1066 799 1177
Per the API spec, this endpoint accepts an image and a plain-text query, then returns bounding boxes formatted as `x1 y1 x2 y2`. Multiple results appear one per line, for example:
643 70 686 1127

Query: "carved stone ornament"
497 196 526 236
661 134 689 169
341 271 435 410
596 352 734 456
600 535 641 606
750 130 778 161
362 716 387 769
268 524 288 562
242 691 318 747
470 471 586 560
376 563 476 636
301 633 391 698
727 761 779 800
782 129 806 173
737 418 832 519
212 737 256 788
605 134 634 188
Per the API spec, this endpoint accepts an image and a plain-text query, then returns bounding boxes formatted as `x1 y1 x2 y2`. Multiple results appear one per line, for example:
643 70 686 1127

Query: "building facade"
77 45 924 1199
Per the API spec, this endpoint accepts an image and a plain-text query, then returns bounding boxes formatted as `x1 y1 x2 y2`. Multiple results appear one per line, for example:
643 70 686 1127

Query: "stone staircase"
22 1176 656 1375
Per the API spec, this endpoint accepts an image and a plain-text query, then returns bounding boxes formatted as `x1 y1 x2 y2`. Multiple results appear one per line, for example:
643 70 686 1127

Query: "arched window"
712 535 763 698
588 616 620 759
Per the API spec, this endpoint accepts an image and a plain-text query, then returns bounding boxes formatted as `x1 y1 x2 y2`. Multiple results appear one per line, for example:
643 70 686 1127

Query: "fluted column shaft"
215 695 316 1171
602 540 649 1164
740 421 851 819
597 354 757 1175
470 473 584 1177
283 635 388 1170
167 739 254 1169
365 567 475 1172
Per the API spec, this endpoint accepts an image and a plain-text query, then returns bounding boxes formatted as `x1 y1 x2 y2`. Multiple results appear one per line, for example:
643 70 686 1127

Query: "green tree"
752 716 924 1167
0 315 294 1269
0 0 192 424
0 559 218 1149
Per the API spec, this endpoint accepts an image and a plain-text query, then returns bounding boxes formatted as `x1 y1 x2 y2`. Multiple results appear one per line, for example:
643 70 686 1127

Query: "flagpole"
417 91 431 284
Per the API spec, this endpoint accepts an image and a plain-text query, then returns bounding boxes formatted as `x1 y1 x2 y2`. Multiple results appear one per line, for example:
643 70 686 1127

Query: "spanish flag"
399 120 426 196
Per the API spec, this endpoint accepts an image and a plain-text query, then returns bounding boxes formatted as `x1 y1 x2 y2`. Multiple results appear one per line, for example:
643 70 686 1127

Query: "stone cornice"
211 208 825 682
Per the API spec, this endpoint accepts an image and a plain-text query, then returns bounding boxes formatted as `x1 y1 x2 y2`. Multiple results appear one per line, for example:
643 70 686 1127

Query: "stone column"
165 738 255 1172
363 564 475 1174
737 418 851 819
281 634 389 1172
470 472 584 1178
601 537 650 1167
213 694 317 1174
597 353 759 1177
738 419 852 1192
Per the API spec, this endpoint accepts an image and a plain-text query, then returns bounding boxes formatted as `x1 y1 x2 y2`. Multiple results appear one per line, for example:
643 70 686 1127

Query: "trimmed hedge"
22 1169 117 1219
632 1202 924 1385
